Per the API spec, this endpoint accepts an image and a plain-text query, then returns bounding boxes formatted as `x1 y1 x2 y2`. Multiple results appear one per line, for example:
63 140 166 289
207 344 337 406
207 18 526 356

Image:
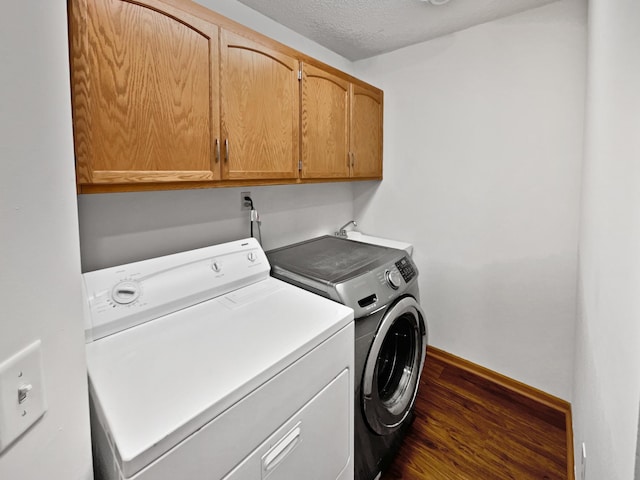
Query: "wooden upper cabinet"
300 64 384 181
350 84 383 179
300 64 350 179
69 0 383 192
70 0 220 186
220 30 300 180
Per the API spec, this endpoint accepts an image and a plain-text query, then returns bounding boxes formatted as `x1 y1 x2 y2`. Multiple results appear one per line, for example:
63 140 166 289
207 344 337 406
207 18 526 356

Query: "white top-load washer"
83 238 354 480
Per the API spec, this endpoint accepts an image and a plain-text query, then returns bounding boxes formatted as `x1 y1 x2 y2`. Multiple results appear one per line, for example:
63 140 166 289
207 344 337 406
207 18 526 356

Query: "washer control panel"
335 254 419 318
82 238 269 342
395 256 416 283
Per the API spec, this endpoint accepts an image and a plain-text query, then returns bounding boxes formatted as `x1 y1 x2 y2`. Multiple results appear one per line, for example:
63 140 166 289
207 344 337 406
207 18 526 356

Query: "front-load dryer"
267 236 428 480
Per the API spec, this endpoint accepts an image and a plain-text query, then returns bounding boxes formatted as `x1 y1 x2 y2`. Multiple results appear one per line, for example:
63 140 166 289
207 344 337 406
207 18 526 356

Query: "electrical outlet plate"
241 191 252 211
0 340 47 453
581 442 586 480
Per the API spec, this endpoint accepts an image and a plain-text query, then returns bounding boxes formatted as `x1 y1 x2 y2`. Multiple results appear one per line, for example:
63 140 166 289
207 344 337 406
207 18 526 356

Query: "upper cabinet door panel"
71 0 219 184
301 64 350 179
350 84 383 179
220 30 299 180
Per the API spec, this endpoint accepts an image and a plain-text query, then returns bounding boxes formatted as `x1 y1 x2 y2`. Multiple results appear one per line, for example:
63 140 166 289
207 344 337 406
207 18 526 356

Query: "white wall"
352 0 587 400
0 2 92 479
80 184 354 271
79 0 357 271
573 0 640 478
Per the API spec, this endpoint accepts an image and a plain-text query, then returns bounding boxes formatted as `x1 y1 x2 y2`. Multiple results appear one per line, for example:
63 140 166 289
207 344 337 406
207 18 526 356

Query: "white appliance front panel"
222 370 351 480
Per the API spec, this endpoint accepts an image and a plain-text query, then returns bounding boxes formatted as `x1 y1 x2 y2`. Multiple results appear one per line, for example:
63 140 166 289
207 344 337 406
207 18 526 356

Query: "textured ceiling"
236 0 559 60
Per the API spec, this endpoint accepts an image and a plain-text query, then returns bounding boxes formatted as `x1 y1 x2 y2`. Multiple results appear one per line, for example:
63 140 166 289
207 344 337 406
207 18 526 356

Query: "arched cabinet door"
300 63 350 179
220 29 300 181
350 84 383 179
70 0 220 186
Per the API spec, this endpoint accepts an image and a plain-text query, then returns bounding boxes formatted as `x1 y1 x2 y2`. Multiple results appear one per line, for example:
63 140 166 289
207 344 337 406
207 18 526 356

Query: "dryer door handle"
262 422 302 476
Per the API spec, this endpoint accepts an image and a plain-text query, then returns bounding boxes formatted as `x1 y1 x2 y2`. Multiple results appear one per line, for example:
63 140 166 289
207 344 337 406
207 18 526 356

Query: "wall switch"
0 340 47 452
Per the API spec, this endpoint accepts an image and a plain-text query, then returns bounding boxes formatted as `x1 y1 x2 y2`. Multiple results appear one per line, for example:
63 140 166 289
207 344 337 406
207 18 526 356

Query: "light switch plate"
0 340 47 452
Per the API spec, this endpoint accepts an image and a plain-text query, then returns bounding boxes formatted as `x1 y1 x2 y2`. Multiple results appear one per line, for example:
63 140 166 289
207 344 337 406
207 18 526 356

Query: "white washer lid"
86 277 353 478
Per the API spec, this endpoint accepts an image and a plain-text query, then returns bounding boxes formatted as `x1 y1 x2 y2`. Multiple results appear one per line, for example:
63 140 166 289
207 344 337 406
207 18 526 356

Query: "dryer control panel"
82 238 269 342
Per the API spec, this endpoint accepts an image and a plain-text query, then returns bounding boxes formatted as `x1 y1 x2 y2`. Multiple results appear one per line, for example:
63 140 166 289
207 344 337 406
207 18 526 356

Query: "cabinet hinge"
298 160 303 171
298 69 302 81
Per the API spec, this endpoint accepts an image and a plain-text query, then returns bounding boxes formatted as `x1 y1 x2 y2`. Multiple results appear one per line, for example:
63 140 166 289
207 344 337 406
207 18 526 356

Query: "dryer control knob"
247 251 257 262
385 269 402 290
111 281 141 305
211 260 222 273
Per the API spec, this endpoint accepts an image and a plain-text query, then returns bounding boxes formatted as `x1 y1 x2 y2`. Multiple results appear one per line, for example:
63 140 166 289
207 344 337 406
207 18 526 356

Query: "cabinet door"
350 84 383 179
220 30 300 180
300 64 350 179
70 0 220 185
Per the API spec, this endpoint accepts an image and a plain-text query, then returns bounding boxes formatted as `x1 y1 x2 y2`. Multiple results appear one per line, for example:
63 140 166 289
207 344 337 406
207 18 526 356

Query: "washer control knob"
385 269 402 290
211 260 222 272
111 281 141 305
247 251 257 262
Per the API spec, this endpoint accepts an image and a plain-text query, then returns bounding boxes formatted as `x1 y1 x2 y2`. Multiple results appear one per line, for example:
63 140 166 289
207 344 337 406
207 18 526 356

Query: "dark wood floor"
381 353 568 480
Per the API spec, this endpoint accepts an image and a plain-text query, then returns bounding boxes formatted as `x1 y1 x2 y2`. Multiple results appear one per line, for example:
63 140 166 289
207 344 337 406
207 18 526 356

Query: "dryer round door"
362 296 427 436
